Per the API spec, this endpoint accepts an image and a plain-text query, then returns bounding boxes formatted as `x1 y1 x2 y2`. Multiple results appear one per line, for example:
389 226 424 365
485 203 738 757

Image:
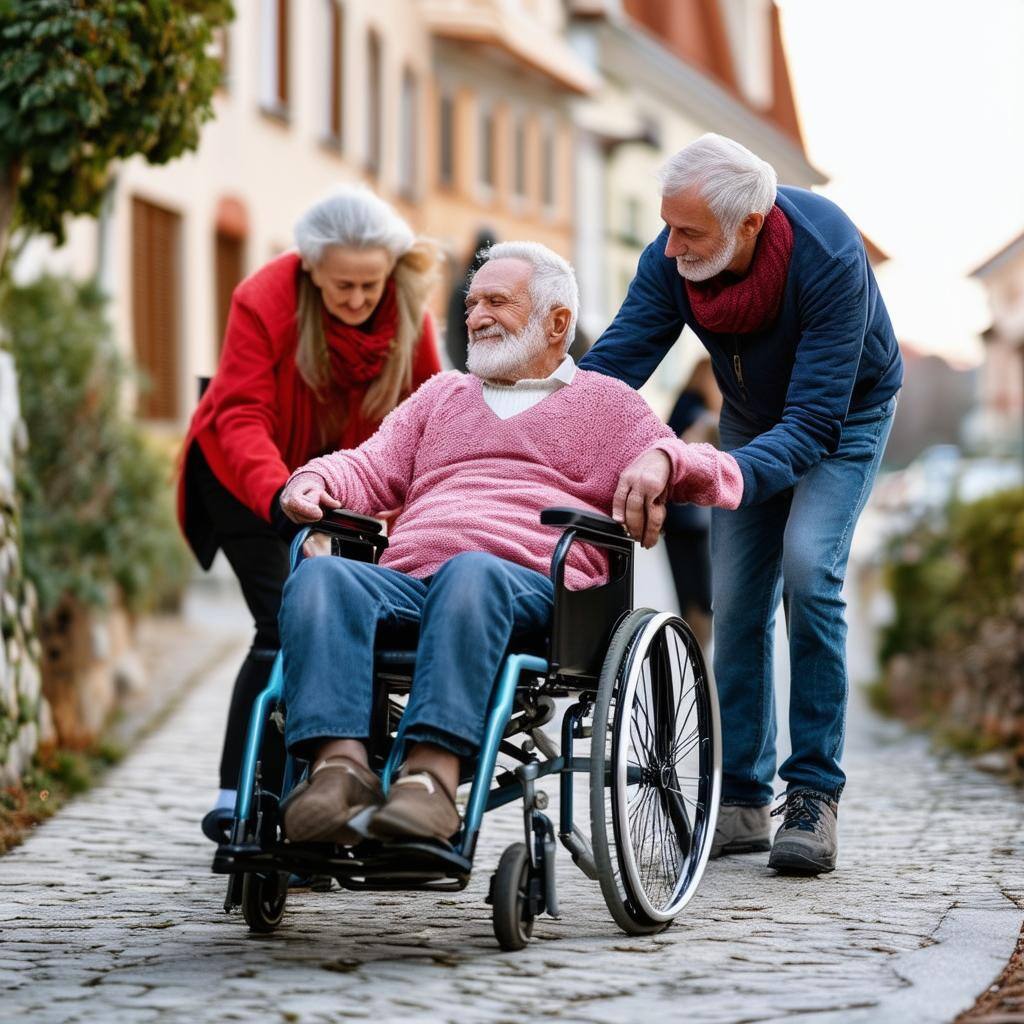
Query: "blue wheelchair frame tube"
235 525 550 851
233 529 309 825
382 652 549 854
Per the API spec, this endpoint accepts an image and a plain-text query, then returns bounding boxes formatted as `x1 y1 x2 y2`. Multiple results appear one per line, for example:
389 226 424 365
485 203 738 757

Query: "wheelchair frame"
213 506 719 948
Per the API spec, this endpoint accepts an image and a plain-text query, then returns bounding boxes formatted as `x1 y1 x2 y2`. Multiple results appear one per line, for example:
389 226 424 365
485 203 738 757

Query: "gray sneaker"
767 788 838 875
710 803 772 858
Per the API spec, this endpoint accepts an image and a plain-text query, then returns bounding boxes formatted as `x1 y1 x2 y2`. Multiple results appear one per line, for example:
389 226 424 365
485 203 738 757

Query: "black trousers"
664 528 712 617
187 445 289 791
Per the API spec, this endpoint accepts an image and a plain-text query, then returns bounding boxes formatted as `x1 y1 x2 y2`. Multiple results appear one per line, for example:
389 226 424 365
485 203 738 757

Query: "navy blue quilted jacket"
580 186 904 507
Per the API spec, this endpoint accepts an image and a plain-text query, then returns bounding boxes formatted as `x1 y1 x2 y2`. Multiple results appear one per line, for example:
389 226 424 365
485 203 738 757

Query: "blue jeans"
279 551 554 759
711 395 896 805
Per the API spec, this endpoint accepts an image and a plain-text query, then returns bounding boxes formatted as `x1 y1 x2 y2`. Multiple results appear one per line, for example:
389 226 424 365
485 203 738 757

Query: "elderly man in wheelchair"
213 241 743 948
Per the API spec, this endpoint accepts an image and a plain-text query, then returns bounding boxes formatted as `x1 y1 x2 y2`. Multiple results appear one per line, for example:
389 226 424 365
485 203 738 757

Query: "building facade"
20 0 822 431
969 231 1024 454
20 0 590 430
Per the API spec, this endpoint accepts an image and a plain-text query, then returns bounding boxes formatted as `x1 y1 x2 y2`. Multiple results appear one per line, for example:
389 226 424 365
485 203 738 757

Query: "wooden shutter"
366 30 382 176
214 230 245 357
277 0 290 108
328 1 343 141
131 197 182 421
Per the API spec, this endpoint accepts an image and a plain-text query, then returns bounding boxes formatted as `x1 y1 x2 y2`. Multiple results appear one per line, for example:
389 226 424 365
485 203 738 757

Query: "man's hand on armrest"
280 470 341 523
612 449 672 549
611 441 745 548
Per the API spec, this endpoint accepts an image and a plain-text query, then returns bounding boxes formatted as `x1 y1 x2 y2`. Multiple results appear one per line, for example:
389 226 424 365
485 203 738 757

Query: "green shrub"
880 487 1024 663
2 274 191 616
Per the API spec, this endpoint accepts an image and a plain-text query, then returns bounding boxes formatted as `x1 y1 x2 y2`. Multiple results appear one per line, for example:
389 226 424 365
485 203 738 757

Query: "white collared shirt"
480 355 578 420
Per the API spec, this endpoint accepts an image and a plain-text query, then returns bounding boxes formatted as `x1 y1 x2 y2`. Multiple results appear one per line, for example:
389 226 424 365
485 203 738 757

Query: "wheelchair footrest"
213 838 473 891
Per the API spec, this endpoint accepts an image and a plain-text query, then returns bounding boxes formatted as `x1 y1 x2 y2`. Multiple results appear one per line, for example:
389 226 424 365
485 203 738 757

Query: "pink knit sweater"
294 370 742 589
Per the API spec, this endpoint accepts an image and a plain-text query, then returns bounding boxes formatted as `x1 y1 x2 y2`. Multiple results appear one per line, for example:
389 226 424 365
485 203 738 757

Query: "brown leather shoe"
368 770 461 843
281 757 383 845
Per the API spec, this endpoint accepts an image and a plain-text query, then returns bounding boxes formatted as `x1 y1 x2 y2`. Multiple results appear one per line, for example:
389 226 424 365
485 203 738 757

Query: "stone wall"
0 350 54 787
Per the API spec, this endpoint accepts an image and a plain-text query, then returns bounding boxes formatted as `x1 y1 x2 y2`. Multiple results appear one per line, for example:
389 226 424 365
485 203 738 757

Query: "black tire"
590 609 721 935
491 843 535 951
241 871 288 933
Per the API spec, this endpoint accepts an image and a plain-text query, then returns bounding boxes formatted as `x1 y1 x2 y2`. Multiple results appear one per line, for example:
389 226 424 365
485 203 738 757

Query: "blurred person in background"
177 186 442 841
663 357 721 650
582 133 902 877
445 227 497 371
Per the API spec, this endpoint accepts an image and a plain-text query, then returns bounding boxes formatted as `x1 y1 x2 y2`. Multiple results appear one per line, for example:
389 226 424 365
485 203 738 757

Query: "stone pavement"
2 624 1023 1023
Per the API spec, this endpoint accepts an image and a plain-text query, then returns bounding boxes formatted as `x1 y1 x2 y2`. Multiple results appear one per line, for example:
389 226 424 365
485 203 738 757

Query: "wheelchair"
212 505 721 950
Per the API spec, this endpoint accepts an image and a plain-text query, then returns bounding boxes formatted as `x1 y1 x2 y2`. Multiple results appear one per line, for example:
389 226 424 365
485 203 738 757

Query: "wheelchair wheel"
241 871 288 933
590 608 721 935
491 843 536 951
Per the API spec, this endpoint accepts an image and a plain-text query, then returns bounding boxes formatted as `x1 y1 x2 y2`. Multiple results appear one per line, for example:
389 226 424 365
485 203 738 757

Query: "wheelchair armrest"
317 508 385 536
540 506 629 541
294 509 388 568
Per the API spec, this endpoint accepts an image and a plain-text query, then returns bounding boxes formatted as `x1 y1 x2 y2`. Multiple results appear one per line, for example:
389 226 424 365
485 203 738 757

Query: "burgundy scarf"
685 204 794 334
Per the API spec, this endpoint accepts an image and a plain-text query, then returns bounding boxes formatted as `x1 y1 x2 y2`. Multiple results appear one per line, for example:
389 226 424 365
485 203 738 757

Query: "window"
214 25 231 92
623 197 643 246
259 0 290 116
541 123 557 211
512 115 527 200
365 30 382 176
214 230 245 356
131 197 182 421
479 104 495 192
325 0 344 144
399 68 418 199
438 93 455 188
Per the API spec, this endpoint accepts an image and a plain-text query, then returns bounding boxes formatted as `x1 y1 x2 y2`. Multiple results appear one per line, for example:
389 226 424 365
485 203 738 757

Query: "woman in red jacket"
178 187 441 839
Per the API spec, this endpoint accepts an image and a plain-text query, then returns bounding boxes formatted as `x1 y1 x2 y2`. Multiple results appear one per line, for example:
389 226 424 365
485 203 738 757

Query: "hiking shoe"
710 804 772 858
768 788 839 875
281 757 383 845
368 770 461 844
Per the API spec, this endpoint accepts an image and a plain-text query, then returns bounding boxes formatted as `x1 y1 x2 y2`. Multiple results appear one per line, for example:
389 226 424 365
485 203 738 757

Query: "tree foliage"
0 0 232 243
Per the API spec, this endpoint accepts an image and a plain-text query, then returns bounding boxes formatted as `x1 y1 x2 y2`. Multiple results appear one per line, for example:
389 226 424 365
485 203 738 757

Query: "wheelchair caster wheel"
241 871 288 933
490 843 537 951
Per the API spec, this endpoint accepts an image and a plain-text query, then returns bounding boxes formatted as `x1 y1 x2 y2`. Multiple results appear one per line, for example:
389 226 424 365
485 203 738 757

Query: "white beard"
467 314 549 381
675 231 739 282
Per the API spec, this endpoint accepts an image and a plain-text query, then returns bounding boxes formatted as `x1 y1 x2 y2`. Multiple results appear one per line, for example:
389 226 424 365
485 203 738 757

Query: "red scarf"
291 276 400 455
685 204 794 334
323 276 398 388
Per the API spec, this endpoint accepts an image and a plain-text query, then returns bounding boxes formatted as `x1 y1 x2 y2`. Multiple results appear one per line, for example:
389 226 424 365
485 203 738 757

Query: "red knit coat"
177 252 441 566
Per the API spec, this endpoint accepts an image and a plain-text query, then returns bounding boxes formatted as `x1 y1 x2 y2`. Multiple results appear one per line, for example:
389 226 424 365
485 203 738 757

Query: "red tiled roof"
621 0 808 153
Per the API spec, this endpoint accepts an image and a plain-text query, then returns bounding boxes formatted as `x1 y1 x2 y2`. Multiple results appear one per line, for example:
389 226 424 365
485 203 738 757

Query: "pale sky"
776 0 1024 367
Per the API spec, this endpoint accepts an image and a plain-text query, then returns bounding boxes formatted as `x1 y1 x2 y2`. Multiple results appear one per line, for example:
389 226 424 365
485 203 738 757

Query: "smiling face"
660 187 739 282
465 258 535 338
464 258 566 383
308 245 392 325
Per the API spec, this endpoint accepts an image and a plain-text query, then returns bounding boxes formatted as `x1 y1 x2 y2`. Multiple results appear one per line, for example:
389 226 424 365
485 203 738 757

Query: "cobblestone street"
2 587 1023 1024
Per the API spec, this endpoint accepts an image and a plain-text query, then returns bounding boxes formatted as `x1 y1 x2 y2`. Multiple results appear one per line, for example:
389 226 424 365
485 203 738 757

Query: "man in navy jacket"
582 133 902 876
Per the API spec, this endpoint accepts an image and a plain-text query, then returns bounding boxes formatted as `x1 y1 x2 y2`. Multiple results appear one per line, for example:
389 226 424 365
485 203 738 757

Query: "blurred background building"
968 230 1024 456
17 0 828 430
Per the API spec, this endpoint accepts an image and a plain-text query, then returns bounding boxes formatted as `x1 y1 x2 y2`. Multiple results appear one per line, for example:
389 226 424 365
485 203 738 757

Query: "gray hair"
658 133 777 233
481 241 579 351
294 184 415 266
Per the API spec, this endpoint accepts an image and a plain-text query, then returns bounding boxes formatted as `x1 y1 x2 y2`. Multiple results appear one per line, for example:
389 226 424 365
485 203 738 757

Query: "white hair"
658 133 777 233
480 241 579 352
294 184 415 265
